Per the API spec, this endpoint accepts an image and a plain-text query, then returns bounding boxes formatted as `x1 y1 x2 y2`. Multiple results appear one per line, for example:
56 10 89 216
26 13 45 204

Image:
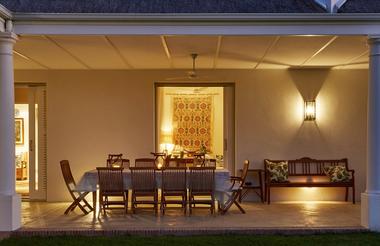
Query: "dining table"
76 168 232 216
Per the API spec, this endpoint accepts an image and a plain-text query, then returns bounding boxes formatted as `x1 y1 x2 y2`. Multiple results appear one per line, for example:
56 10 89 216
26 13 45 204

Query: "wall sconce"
304 100 316 121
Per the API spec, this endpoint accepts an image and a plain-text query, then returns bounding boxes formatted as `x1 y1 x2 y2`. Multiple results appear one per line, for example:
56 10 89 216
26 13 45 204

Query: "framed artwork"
15 118 24 145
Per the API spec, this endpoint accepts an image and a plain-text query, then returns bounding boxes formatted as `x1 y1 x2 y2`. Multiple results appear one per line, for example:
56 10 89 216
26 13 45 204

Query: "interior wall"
14 69 368 202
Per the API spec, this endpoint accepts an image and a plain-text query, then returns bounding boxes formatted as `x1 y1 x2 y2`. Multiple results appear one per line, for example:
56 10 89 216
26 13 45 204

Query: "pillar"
362 36 380 231
0 30 20 231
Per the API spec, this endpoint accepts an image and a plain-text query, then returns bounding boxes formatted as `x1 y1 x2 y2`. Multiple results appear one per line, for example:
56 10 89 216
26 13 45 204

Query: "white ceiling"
13 35 369 70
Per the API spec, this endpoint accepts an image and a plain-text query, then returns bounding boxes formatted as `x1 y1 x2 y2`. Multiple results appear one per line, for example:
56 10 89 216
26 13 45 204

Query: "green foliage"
1 233 380 246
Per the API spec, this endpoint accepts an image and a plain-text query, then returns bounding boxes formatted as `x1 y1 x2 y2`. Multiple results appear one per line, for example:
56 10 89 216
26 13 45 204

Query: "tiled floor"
20 201 362 233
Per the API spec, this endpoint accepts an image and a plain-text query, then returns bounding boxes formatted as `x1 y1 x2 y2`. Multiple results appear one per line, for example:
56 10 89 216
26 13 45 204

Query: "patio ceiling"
13 35 369 70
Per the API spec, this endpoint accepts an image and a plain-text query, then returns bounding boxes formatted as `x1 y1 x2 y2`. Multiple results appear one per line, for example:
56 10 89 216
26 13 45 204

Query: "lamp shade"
304 100 316 121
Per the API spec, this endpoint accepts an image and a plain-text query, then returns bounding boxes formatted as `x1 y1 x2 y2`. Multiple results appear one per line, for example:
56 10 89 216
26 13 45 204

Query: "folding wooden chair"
130 167 158 214
219 160 250 215
188 167 215 214
161 167 187 215
60 160 93 215
106 154 130 169
97 167 128 216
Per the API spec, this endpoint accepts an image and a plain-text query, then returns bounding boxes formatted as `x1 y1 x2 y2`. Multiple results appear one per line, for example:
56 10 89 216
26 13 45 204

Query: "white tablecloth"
76 169 232 202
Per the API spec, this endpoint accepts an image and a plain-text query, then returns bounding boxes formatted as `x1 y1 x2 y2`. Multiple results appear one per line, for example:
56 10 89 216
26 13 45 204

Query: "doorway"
155 83 235 173
15 85 47 201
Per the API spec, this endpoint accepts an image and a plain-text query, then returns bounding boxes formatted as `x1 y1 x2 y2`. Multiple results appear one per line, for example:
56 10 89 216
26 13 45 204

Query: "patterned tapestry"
172 96 213 152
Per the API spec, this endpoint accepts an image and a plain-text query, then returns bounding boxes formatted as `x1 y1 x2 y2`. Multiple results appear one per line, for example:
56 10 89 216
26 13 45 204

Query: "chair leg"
132 192 136 214
64 201 76 215
161 193 165 215
259 173 264 203
267 187 271 205
124 192 128 214
352 186 356 204
220 190 241 215
234 200 246 214
345 187 349 202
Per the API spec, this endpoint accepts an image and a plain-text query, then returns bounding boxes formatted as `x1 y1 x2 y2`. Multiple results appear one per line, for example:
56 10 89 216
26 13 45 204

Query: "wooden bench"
264 157 355 204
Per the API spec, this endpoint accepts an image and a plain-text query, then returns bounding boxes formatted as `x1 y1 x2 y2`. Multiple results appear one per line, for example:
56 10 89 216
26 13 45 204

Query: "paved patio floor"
17 201 363 235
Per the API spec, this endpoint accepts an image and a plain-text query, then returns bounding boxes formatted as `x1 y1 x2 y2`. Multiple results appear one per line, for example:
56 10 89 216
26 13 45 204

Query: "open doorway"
15 85 47 201
155 83 235 173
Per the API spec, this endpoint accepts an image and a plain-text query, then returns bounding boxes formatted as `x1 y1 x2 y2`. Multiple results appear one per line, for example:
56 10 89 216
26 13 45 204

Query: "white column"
0 31 20 231
362 36 380 231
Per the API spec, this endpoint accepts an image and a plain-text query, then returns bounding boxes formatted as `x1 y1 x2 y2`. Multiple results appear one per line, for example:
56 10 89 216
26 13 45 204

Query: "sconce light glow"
304 100 316 121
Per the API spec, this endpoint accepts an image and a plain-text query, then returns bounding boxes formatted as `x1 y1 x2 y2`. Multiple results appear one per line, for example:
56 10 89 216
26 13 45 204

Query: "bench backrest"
264 157 348 176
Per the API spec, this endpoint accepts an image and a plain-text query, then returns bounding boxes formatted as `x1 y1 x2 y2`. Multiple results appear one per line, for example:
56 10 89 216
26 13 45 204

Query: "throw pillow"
324 166 351 182
266 160 289 182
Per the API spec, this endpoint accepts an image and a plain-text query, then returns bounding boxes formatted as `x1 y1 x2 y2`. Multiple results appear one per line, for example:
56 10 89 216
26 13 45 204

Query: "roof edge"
11 12 380 22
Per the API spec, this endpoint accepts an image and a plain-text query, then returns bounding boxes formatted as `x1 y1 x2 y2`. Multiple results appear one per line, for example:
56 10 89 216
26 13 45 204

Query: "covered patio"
19 202 361 235
1 1 380 233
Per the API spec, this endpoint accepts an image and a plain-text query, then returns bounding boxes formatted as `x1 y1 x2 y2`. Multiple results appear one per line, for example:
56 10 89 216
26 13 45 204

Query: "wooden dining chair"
161 167 187 215
193 153 206 167
219 160 250 215
130 167 158 214
135 158 156 168
60 160 93 215
106 155 130 169
188 167 215 214
97 167 128 216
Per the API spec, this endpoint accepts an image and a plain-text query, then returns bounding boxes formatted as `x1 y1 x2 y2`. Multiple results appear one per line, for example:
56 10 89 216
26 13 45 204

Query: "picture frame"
15 118 24 145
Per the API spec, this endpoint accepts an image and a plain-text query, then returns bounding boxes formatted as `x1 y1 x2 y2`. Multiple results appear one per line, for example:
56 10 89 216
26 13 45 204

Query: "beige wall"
14 69 368 202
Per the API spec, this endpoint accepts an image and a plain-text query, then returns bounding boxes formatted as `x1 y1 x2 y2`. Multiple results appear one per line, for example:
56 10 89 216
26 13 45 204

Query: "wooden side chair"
219 160 250 215
106 156 130 169
239 169 265 203
161 167 187 215
60 160 93 215
107 154 123 162
135 158 157 168
188 167 215 214
96 167 128 216
193 153 206 167
130 167 158 214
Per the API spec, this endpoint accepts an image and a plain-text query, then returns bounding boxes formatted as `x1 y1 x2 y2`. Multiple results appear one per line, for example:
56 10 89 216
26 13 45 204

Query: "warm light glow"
160 143 175 153
161 125 173 134
304 100 316 121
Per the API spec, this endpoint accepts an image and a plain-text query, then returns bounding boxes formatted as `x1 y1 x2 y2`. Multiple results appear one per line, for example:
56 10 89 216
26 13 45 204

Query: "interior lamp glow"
304 100 316 121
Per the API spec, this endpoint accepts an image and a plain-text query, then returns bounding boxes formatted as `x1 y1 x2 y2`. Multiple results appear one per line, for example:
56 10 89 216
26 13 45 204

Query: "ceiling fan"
165 53 213 81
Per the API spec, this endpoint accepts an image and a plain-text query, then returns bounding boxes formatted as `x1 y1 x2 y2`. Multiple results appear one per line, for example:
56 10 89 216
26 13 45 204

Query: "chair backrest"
60 160 76 192
240 160 250 184
107 158 130 169
193 153 205 167
96 167 124 193
161 167 187 191
130 167 156 192
189 167 215 192
264 157 349 176
135 158 156 168
108 153 123 160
